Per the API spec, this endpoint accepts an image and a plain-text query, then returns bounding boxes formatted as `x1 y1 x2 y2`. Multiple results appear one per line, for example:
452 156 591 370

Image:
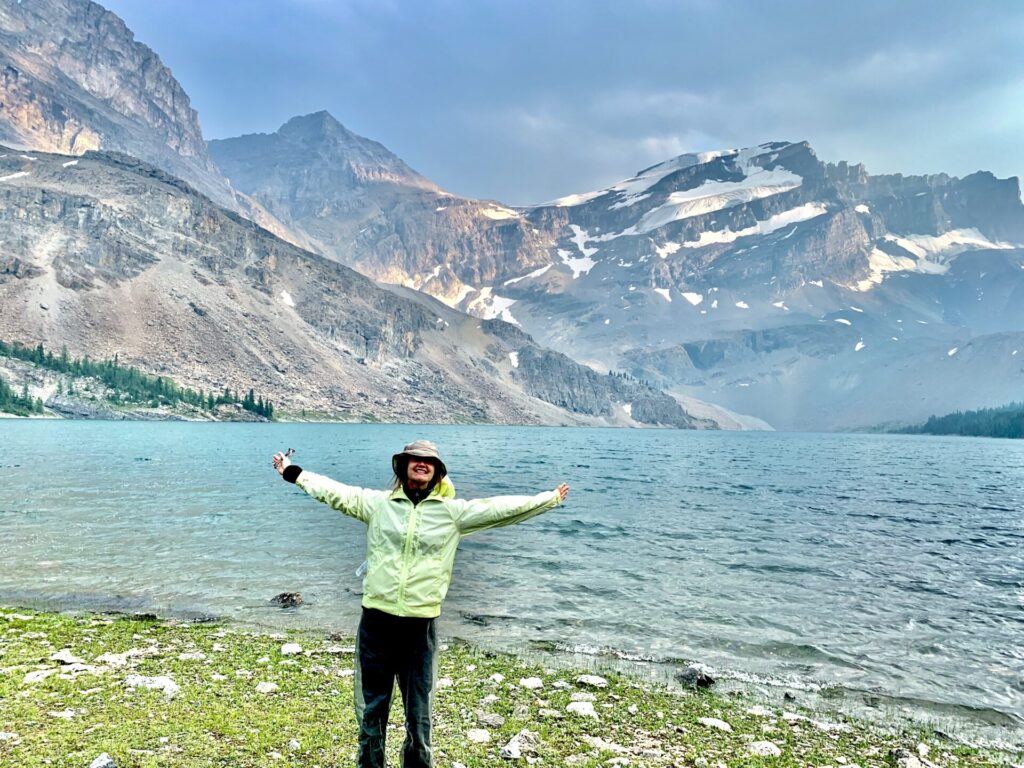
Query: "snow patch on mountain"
677 203 828 248
467 288 521 326
635 155 803 233
279 290 296 308
654 288 672 302
655 241 681 259
480 204 521 220
504 264 552 285
682 292 703 306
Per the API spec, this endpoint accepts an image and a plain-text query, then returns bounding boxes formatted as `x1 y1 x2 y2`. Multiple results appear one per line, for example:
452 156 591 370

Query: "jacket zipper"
396 499 420 612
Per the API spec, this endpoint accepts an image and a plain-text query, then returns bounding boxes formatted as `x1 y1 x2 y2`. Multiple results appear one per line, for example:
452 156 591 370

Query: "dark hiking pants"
354 608 437 768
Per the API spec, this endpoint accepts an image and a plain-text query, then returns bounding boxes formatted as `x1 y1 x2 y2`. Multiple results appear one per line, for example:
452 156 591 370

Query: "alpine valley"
3 0 1023 430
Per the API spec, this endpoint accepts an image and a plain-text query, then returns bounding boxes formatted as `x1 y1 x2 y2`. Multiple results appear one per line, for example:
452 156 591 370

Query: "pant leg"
396 617 437 768
355 610 397 768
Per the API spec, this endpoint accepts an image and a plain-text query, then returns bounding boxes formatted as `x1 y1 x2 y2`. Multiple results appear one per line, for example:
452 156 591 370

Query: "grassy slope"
0 608 1015 767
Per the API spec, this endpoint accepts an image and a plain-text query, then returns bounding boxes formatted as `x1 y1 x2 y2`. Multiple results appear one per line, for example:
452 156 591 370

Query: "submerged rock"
270 593 303 607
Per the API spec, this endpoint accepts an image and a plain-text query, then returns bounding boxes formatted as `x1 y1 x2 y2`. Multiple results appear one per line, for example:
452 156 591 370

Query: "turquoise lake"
2 422 1021 746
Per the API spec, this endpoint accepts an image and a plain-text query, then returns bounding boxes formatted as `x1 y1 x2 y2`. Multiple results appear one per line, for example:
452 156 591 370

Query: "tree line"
0 377 45 416
900 402 1024 439
0 340 274 419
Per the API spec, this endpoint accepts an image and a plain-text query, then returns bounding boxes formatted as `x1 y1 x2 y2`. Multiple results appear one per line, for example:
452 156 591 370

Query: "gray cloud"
103 0 1024 204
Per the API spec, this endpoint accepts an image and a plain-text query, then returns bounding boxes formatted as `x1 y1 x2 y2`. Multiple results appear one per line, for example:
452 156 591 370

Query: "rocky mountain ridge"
0 144 709 428
213 124 1024 429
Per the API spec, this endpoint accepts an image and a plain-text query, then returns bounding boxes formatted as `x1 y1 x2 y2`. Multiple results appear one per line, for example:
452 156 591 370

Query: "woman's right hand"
272 452 291 477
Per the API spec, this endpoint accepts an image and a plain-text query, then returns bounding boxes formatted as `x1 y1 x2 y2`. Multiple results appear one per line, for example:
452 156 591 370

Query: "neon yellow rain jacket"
295 471 562 618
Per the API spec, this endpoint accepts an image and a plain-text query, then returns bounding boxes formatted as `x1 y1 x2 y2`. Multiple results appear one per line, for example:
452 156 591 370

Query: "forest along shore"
0 608 1018 767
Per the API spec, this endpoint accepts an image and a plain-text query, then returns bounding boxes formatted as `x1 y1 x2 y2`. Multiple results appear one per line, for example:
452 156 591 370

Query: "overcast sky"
102 0 1024 206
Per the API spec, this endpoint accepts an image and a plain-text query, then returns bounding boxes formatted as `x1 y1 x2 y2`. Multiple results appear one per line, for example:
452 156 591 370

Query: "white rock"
566 701 599 719
257 656 271 664
519 676 543 690
570 691 596 702
490 673 505 683
50 649 85 665
552 680 570 689
437 676 453 687
89 754 117 768
48 709 76 719
576 674 608 688
280 643 302 656
256 682 279 694
212 643 226 652
500 729 539 759
699 717 733 732
235 669 253 678
481 694 500 705
467 728 490 743
125 674 180 699
917 744 930 758
749 741 782 757
288 738 300 751
0 732 20 742
211 674 227 681
23 668 58 684
465 664 477 672
627 704 638 715
178 651 206 661
782 711 806 722
747 705 773 717
581 736 628 753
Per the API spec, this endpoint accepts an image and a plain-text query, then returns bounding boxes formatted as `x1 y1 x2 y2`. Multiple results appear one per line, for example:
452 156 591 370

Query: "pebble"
211 673 227 682
437 677 453 687
467 728 490 743
748 741 782 757
256 682 279 694
627 704 638 715
288 739 300 751
465 664 476 672
576 674 608 688
281 643 302 656
89 754 117 768
490 673 505 683
566 701 599 719
699 717 733 732
519 676 543 690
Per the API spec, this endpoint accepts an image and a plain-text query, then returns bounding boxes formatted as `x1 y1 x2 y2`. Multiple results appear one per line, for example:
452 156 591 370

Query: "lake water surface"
2 422 1021 746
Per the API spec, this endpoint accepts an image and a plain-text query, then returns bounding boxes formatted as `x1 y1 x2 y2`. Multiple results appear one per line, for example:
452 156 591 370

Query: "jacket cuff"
282 465 303 484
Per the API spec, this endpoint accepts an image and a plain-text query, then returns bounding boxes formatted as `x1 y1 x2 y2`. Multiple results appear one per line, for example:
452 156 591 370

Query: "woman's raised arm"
450 483 569 535
272 451 384 523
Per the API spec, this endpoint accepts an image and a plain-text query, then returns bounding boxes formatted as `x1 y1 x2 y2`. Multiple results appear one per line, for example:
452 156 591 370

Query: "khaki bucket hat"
392 440 448 479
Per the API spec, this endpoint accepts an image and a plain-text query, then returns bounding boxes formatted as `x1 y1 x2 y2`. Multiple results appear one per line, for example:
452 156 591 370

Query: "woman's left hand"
556 483 569 502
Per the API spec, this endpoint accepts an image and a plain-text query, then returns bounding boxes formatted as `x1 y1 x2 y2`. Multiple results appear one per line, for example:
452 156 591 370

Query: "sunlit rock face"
0 146 706 428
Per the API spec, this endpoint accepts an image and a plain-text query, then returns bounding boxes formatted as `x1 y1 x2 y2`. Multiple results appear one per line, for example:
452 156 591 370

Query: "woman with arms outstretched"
273 440 569 768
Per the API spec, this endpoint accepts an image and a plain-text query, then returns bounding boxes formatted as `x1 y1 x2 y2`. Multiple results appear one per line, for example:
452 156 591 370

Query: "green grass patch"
0 608 1016 767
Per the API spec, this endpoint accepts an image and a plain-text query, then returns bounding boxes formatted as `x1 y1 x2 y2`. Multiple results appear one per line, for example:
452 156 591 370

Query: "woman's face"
405 457 436 488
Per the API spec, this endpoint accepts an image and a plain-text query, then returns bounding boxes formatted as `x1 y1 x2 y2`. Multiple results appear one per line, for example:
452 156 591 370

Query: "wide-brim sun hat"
392 440 447 479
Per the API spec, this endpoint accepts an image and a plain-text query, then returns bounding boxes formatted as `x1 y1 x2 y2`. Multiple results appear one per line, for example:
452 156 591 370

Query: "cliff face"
209 112 556 305
0 145 704 428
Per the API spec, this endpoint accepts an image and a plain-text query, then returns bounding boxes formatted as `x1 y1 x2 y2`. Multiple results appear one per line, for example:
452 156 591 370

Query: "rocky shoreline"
1 607 1018 767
